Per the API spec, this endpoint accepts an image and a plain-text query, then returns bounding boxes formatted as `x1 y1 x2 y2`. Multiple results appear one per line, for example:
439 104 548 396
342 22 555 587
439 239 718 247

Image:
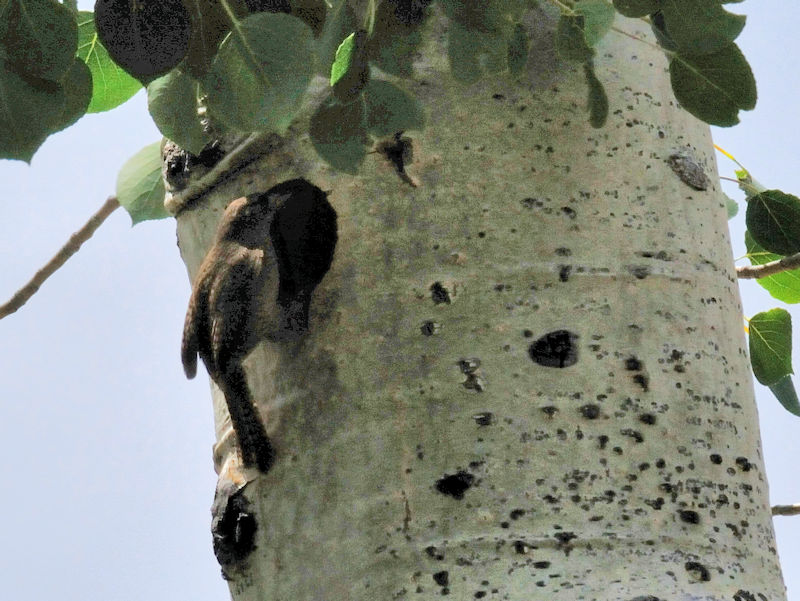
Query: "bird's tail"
181 298 200 379
217 364 275 473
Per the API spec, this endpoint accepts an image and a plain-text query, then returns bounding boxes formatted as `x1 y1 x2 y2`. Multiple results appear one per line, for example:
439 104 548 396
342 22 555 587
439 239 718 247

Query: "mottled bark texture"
174 8 786 601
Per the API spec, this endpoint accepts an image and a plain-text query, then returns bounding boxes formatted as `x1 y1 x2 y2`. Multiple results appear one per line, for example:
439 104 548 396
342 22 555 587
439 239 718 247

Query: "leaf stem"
609 25 666 54
220 0 272 87
365 0 378 34
720 176 761 198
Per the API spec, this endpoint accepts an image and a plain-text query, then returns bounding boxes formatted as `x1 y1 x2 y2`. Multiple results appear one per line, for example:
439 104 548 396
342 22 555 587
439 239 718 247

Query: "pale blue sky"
1 2 798 600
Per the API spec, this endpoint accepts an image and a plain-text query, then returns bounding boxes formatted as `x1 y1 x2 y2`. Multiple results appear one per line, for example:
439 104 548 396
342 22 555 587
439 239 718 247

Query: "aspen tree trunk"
174 9 787 601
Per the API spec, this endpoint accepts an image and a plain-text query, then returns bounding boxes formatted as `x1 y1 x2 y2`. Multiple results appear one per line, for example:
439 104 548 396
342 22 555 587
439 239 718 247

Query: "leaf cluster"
0 0 89 161
744 189 800 415
1 0 760 170
551 0 755 128
721 152 800 416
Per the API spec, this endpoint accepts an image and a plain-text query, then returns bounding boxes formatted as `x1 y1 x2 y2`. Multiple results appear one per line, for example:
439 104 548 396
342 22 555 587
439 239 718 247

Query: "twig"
772 504 800 517
0 196 120 320
737 253 800 279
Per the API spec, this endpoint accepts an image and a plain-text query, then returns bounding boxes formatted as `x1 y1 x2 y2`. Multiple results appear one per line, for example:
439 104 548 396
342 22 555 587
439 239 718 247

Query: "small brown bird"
181 179 337 472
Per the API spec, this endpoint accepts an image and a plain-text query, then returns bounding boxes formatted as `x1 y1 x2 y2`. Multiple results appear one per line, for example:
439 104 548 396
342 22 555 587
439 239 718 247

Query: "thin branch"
772 504 800 517
737 253 800 279
0 196 120 320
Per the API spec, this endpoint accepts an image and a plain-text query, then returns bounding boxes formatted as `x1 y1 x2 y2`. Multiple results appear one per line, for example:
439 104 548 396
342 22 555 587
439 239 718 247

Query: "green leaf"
749 308 792 386
94 0 190 84
331 30 369 103
447 20 482 84
725 194 738 219
76 11 141 113
660 0 745 55
289 0 327 37
309 95 368 174
147 70 210 155
330 32 356 87
575 0 615 47
447 20 507 83
768 375 800 417
116 141 169 224
367 0 430 77
315 0 356 77
0 0 78 81
612 0 658 17
205 12 315 133
52 57 92 132
507 23 530 76
439 0 506 34
745 231 800 304
0 59 65 162
746 190 800 256
650 11 677 52
669 43 756 126
556 15 594 62
182 0 249 79
364 79 425 137
584 61 608 128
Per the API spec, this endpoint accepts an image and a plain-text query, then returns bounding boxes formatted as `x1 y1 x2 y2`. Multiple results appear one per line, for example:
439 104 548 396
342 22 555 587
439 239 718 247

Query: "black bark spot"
435 471 475 500
459 358 485 391
521 197 543 209
625 357 642 371
621 428 643 443
420 320 440 336
472 412 494 426
628 265 651 279
554 532 576 543
430 282 451 304
433 570 449 586
528 330 579 368
684 561 711 582
679 509 700 524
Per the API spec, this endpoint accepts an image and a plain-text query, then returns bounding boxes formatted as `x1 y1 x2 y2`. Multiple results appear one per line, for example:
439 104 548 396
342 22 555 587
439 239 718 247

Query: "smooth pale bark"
174 9 786 601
